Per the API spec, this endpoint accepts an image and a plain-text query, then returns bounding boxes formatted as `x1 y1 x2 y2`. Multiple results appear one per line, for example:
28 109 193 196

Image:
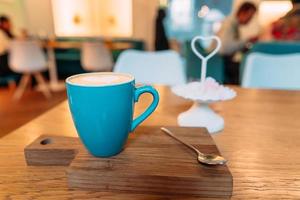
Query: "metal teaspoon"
161 127 227 165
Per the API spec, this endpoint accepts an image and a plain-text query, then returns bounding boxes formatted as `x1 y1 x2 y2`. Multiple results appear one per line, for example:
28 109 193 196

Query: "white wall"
0 0 162 49
51 0 132 38
51 0 96 37
51 0 158 49
132 0 159 50
95 0 133 37
23 0 54 37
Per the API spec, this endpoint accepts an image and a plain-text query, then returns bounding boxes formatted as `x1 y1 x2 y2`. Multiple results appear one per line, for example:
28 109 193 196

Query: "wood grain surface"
1 86 300 199
67 126 232 198
0 87 66 138
24 135 80 166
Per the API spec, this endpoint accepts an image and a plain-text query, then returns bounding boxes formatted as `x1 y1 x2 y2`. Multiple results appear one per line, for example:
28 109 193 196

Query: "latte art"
68 73 133 86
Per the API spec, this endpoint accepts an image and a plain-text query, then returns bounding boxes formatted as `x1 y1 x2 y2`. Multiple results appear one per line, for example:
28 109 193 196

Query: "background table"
1 86 300 199
44 40 133 91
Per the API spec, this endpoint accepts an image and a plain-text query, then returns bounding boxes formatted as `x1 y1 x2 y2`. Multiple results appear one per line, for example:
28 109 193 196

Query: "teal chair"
242 52 300 90
114 50 186 86
250 42 300 54
183 40 225 83
240 42 300 82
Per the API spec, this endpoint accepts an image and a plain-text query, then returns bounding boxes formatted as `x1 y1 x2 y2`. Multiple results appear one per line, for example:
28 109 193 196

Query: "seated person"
214 2 258 84
0 15 15 76
271 0 300 40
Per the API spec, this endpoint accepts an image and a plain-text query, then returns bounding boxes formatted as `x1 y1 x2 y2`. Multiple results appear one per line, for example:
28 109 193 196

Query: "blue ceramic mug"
66 72 159 157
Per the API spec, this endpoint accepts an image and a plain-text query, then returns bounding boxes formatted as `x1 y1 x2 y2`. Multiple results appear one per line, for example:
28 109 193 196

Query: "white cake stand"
172 80 236 134
172 35 236 134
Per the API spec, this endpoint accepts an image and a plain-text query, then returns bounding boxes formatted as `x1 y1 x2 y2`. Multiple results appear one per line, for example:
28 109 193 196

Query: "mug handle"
131 85 159 131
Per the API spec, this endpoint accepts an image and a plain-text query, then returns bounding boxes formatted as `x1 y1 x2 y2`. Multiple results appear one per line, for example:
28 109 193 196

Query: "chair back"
242 52 300 90
250 42 300 54
114 50 186 86
81 42 113 71
240 42 300 81
9 40 47 73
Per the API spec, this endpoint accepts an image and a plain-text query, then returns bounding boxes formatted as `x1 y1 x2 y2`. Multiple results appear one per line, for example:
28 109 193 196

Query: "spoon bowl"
198 154 227 165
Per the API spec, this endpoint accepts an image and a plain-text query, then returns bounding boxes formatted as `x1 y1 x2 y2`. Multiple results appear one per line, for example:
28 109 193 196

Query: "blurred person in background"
0 15 15 76
155 8 169 51
215 2 258 84
271 0 300 40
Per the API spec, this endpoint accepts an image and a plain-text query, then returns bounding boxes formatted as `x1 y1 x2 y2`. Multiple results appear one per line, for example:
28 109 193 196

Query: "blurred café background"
0 0 299 136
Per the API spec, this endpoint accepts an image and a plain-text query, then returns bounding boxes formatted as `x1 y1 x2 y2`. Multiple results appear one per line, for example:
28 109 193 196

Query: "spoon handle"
161 127 203 156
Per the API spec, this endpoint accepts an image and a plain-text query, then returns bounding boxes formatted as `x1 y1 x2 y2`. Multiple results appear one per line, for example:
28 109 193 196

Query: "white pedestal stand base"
178 102 224 134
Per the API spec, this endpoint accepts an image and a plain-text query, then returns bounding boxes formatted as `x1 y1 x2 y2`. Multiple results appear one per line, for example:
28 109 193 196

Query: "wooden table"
46 40 133 50
1 86 300 199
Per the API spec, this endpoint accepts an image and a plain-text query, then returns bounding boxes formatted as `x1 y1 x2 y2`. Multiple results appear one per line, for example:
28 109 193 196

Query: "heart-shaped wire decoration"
191 36 221 82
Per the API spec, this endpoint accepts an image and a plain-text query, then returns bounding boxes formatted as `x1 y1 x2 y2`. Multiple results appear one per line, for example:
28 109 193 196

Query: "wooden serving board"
25 126 232 198
24 135 80 166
